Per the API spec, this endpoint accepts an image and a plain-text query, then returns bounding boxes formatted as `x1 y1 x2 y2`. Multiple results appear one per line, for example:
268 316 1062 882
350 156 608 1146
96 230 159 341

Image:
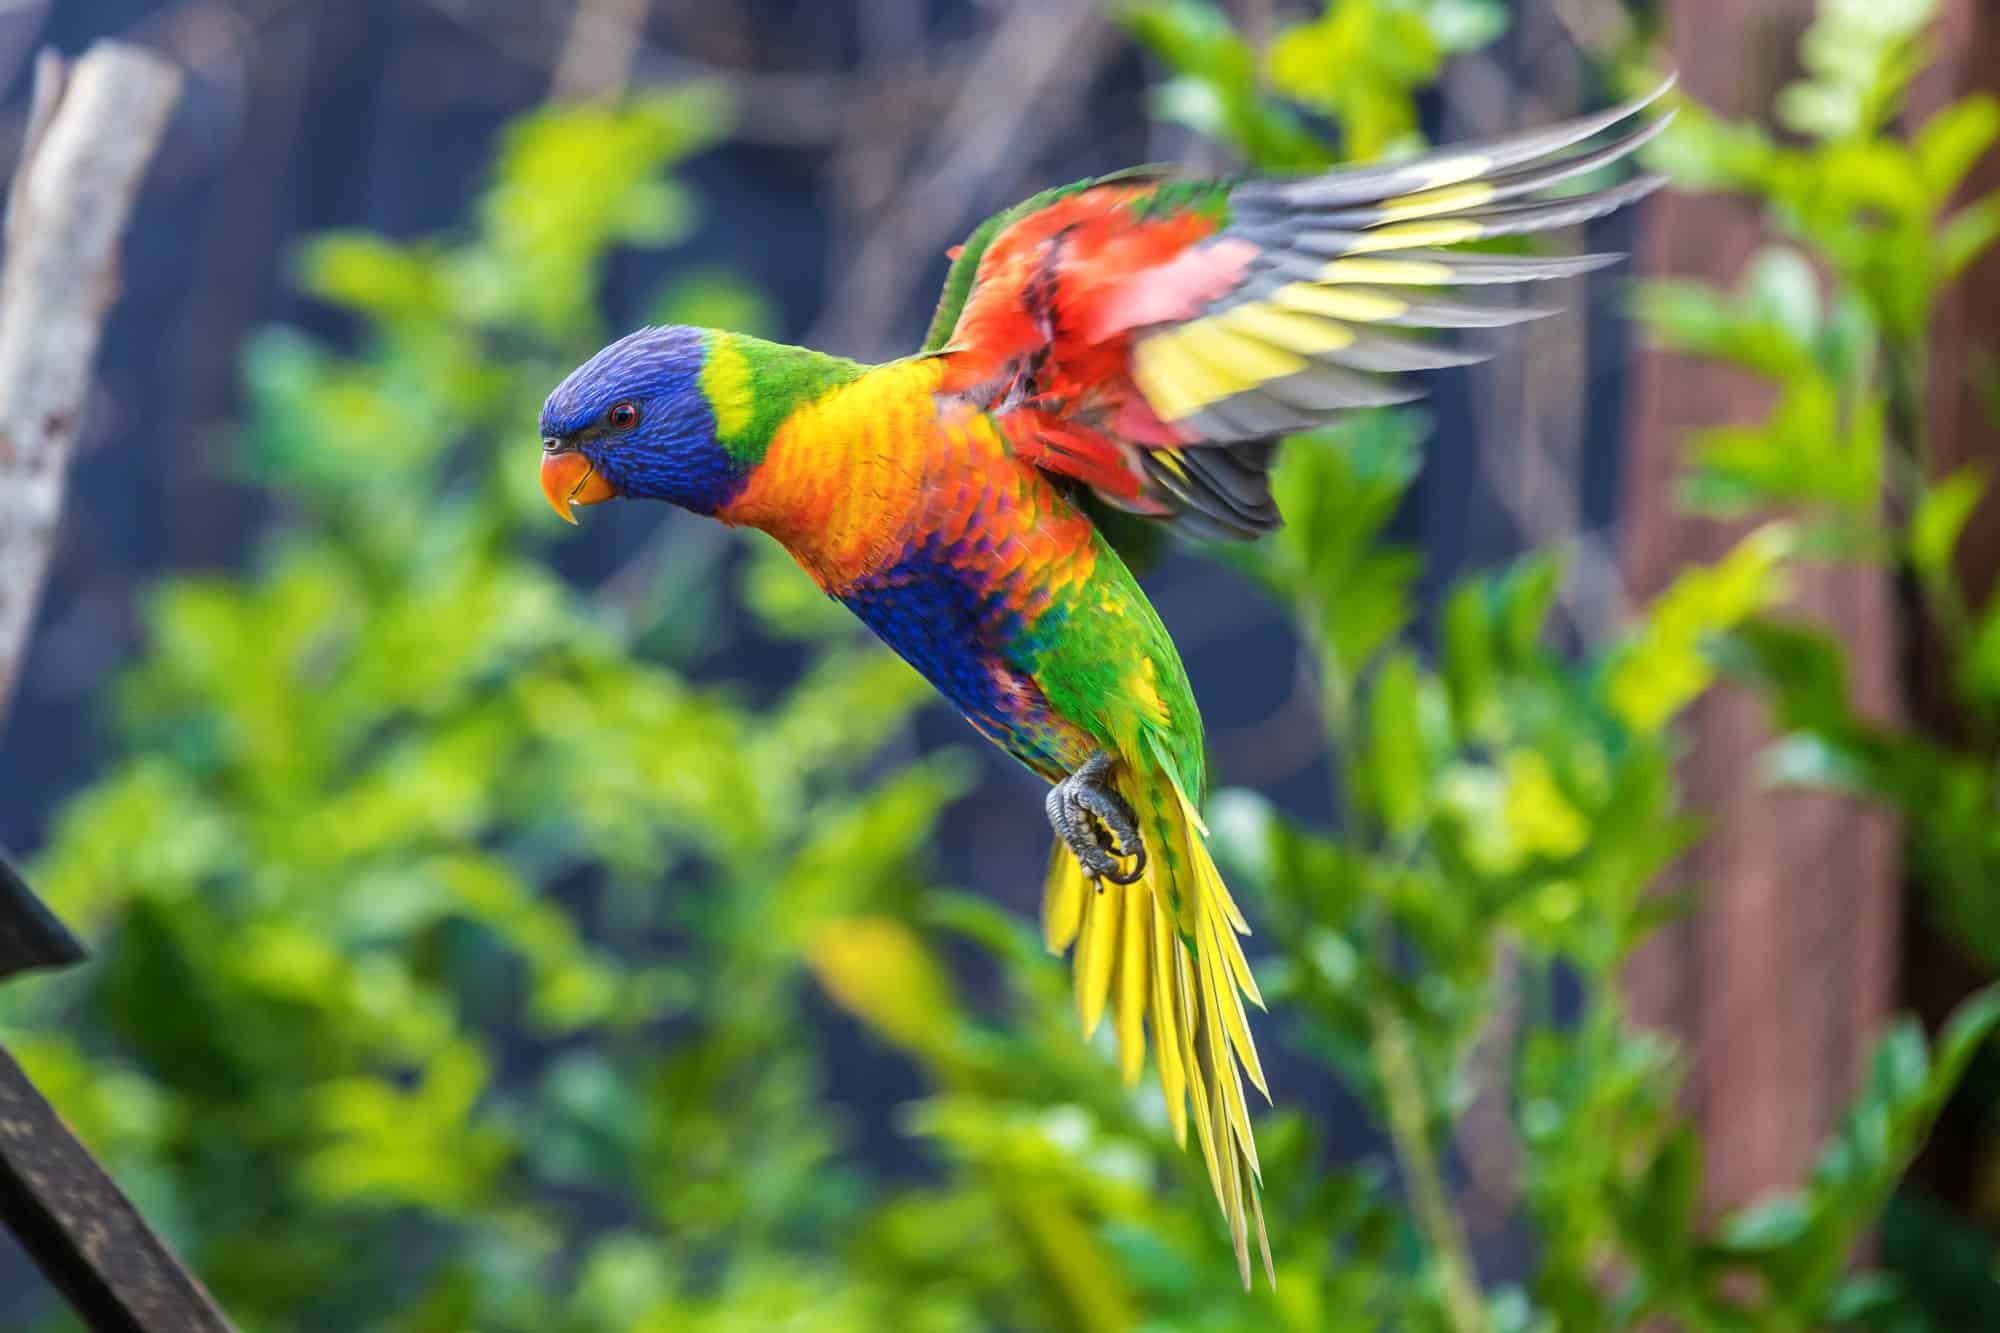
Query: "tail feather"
1149 894 1189 1145
1074 874 1118 1035
1039 737 1275 1287
1116 879 1150 1085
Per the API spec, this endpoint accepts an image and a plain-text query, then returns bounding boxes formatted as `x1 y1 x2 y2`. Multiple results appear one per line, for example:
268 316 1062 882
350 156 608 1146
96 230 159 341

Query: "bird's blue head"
538 325 746 521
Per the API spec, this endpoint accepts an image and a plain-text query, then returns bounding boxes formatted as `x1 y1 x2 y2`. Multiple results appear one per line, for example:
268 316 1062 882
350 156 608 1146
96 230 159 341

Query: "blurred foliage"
1637 0 2000 972
1125 0 1507 165
7 2 2000 1331
1626 0 2000 1320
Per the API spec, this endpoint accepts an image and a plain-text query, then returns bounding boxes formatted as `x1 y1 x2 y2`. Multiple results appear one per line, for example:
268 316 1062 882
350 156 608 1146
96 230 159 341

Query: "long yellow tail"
1041 733 1273 1287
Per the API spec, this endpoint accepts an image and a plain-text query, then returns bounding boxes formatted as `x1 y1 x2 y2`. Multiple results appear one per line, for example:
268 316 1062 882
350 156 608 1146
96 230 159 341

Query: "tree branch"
550 0 649 101
1371 999 1489 1333
0 42 181 722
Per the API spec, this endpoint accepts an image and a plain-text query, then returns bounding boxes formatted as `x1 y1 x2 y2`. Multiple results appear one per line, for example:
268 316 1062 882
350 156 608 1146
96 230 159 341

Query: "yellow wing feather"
1129 81 1671 431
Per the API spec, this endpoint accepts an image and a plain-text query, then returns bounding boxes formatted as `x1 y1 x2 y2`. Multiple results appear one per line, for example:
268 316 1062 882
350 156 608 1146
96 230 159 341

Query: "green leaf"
742 535 863 640
1608 525 1793 734
1814 140 1928 215
1683 378 1883 519
1715 616 1852 732
1777 79 1864 140
1251 409 1429 674
807 916 965 1063
1910 467 1985 589
1762 731 1877 793
1441 579 1496 737
1940 192 2000 282
1422 0 1508 53
1780 0 1936 141
1497 550 1566 664
1717 1193 1812 1253
1960 592 2000 698
1499 749 1588 861
1631 276 1815 380
1646 100 1781 194
1744 247 1825 350
1366 651 1428 833
296 233 449 325
1915 95 2000 203
1933 984 2000 1086
923 890 1048 974
1269 2 1441 159
1825 1272 1903 1322
1124 0 1332 168
1627 1127 1702 1263
1761 986 2000 1315
1327 548 1422 673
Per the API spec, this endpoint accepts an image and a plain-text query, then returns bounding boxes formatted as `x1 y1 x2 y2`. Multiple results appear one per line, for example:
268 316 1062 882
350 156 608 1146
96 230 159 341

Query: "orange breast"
720 359 948 589
719 357 1100 617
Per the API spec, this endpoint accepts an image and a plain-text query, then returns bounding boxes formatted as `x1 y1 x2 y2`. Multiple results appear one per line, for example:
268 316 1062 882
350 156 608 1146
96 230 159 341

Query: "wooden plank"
0 37 227 1333
0 850 85 982
0 1044 236 1332
1618 0 1905 1218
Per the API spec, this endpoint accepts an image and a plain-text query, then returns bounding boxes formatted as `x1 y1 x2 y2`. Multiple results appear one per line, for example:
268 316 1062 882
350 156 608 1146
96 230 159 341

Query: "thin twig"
1371 998 1492 1333
422 0 961 146
0 43 182 722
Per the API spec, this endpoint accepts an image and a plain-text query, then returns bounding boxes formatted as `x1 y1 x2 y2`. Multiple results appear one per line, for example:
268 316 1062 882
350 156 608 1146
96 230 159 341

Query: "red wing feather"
994 407 1157 508
939 186 1231 400
933 78 1674 540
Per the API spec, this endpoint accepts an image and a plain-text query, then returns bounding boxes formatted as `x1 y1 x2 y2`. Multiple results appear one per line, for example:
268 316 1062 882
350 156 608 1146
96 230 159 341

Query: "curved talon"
1098 847 1148 886
1046 753 1148 887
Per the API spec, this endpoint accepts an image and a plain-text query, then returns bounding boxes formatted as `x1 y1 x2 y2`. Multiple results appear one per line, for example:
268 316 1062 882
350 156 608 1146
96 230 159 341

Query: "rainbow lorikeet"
539 80 1672 1283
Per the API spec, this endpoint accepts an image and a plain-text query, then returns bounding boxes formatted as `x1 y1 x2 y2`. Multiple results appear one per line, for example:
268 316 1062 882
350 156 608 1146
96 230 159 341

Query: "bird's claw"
1045 753 1147 887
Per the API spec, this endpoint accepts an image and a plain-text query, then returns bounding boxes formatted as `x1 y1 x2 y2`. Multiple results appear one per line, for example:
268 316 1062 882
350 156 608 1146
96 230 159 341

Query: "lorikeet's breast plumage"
727 361 1082 773
539 78 1675 1285
715 355 1201 790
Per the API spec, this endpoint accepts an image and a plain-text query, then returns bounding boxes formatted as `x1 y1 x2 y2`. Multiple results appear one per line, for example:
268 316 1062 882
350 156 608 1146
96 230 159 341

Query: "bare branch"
551 0 649 101
806 1 1121 357
0 42 182 722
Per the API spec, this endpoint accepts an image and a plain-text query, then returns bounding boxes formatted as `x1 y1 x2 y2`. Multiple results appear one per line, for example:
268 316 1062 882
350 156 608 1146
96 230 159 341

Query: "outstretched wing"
931 78 1675 540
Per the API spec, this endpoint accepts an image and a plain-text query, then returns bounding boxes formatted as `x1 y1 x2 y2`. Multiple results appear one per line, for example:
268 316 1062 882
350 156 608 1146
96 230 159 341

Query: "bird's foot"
1045 752 1147 887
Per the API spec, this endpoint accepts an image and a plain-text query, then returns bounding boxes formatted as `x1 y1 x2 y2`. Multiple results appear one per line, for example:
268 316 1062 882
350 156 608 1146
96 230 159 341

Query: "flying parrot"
539 79 1672 1284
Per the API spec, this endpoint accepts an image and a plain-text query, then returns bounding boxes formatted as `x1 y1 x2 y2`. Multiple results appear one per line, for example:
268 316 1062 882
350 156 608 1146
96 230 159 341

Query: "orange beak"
540 447 616 524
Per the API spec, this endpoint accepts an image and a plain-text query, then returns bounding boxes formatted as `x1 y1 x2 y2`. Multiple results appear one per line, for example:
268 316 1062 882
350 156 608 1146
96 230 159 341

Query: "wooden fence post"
1619 1 1907 1218
0 39 239 1333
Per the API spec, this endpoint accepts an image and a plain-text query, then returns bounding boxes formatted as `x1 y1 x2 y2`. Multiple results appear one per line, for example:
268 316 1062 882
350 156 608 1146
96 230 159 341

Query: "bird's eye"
606 401 641 431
